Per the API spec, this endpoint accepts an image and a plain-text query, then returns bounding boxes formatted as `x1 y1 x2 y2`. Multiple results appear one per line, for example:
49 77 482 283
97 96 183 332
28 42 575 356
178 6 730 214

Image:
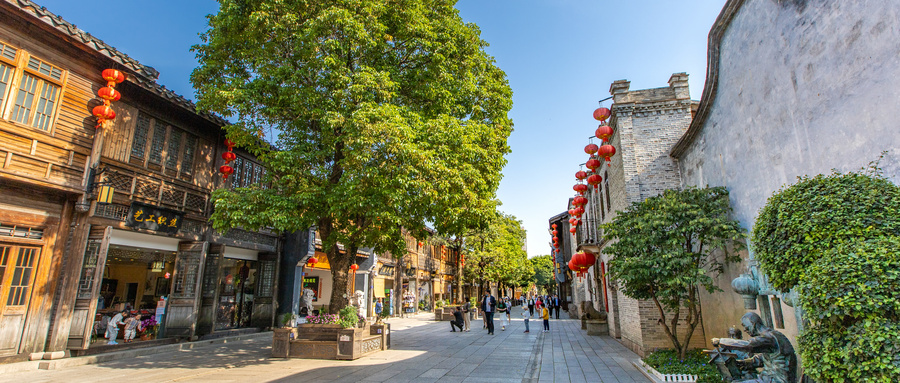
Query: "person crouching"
450 306 465 332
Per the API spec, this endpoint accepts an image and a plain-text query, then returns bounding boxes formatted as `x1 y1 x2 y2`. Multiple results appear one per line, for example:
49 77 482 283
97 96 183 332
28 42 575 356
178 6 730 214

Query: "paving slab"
1 307 648 382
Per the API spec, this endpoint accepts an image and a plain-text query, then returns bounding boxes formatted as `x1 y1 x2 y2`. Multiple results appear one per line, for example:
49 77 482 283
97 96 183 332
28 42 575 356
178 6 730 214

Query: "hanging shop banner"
126 201 184 234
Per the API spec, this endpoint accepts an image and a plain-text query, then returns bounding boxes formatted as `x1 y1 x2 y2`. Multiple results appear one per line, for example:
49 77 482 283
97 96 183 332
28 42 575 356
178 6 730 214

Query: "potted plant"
139 317 159 341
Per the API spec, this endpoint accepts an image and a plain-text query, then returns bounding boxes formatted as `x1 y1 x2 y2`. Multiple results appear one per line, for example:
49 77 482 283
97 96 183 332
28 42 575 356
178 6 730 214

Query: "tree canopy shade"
462 212 531 293
527 254 556 292
191 0 513 312
602 186 744 360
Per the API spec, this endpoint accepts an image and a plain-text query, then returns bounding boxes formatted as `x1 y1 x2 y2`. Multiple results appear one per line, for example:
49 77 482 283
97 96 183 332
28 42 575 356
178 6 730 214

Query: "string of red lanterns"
219 139 237 180
92 69 125 128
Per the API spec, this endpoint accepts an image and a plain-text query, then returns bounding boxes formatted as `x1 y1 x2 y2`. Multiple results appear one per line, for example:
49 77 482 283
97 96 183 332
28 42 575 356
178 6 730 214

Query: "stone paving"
3 306 648 382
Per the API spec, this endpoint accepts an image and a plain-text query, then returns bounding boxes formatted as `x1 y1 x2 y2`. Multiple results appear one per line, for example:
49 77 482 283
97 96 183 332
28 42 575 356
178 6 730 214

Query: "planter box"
273 323 390 360
585 319 609 336
633 360 698 383
434 307 455 321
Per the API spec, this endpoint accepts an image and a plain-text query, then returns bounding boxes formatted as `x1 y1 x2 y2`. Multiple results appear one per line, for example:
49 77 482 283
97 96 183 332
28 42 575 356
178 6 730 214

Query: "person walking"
552 295 561 319
527 297 535 317
481 290 496 335
498 299 508 331
521 306 531 333
541 304 551 332
450 306 465 332
463 300 472 332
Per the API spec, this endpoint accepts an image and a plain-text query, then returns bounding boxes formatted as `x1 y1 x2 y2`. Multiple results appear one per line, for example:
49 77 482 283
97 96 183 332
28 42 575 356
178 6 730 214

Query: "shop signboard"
126 202 184 234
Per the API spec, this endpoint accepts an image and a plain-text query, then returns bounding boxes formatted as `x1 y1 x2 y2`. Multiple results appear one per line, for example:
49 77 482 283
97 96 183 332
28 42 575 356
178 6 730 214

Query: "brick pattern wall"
596 73 704 355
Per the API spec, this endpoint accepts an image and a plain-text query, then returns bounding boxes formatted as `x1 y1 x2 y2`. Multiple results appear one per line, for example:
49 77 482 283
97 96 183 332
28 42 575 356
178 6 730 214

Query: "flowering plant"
305 313 339 325
140 317 159 335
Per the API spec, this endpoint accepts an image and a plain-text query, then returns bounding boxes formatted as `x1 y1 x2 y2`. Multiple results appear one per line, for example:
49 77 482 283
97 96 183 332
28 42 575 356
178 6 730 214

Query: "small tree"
602 186 744 360
528 255 556 292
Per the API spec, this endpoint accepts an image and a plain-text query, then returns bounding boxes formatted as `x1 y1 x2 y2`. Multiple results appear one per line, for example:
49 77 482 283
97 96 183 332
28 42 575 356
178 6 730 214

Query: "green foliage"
338 306 359 329
643 349 724 383
528 254 556 291
192 0 513 311
462 212 531 288
797 236 900 382
602 186 744 358
281 312 293 327
751 172 900 291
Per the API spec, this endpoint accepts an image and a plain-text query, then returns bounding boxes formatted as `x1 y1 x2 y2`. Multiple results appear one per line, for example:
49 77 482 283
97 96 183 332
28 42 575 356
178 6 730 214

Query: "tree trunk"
319 222 351 314
652 296 685 359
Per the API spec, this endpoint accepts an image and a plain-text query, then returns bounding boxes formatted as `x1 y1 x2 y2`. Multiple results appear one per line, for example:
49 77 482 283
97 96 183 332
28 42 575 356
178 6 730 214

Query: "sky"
34 0 726 258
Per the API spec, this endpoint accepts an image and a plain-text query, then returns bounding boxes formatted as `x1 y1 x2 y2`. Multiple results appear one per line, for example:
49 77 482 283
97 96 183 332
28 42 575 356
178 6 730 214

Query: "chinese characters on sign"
126 201 184 234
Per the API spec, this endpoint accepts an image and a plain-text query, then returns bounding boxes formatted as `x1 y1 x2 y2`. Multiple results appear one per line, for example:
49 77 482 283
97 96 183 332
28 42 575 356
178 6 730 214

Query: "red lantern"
568 217 577 225
219 164 234 179
584 143 598 155
568 208 577 216
573 196 587 206
350 264 359 272
586 158 601 170
551 223 557 229
222 151 236 162
552 230 558 236
575 170 588 181
596 125 614 142
575 206 585 216
92 105 116 120
418 242 423 247
307 257 318 267
224 139 236 149
569 227 576 234
97 86 121 102
573 183 588 194
101 69 125 86
598 144 616 163
593 107 611 121
587 174 602 188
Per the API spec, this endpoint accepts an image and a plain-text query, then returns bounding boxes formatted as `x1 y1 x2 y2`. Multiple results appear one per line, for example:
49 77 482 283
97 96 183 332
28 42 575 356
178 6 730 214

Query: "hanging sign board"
126 201 184 234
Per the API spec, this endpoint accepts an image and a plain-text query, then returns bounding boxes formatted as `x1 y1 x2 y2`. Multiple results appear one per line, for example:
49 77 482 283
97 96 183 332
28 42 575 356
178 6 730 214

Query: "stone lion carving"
300 288 315 316
354 290 367 314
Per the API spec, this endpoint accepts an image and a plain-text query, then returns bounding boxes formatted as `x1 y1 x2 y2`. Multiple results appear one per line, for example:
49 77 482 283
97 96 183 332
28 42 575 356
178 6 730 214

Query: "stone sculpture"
300 288 315 316
706 312 797 383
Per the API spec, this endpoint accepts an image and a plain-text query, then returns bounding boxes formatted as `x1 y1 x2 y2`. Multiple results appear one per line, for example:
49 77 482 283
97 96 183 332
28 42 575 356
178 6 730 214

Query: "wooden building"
0 0 279 361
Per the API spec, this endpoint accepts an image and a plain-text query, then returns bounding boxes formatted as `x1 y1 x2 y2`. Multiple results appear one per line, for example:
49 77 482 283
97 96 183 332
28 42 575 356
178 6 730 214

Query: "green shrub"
643 349 723 383
799 236 900 322
338 306 359 329
799 318 900 382
751 172 900 291
798 236 900 382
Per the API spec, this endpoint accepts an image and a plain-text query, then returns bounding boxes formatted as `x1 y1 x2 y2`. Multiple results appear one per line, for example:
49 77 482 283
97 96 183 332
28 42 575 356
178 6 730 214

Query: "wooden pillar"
45 207 90 352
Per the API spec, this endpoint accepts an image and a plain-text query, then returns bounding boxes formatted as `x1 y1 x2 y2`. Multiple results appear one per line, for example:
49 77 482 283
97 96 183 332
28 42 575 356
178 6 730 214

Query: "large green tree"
602 186 744 360
462 212 529 296
528 254 556 292
191 0 513 312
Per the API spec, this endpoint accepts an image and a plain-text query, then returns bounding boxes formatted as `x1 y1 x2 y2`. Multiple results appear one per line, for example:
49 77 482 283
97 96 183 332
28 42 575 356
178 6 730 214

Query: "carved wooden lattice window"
201 254 220 298
185 193 206 212
148 121 167 165
172 250 201 298
130 113 152 163
181 135 197 179
165 129 182 171
231 157 243 188
135 179 160 199
257 260 275 297
76 239 101 299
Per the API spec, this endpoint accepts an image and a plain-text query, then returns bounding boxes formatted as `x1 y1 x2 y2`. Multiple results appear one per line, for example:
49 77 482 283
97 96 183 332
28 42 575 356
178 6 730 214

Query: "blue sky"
35 0 726 257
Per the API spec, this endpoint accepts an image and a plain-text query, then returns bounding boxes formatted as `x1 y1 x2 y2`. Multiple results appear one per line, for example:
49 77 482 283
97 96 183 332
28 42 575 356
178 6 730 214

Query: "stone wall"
672 0 900 352
596 74 701 356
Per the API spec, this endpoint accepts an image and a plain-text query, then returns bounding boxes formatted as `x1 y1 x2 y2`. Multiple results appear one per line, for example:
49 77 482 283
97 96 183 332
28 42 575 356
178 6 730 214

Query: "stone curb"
631 359 664 383
0 331 272 374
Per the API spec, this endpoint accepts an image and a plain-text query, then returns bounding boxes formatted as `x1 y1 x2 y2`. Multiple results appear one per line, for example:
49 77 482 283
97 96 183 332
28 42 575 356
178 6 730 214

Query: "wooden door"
196 245 223 336
0 244 41 356
251 254 277 328
164 241 207 339
66 226 112 350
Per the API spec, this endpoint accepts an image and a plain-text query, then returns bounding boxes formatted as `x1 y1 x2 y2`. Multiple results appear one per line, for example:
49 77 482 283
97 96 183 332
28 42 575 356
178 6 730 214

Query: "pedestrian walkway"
2 308 648 382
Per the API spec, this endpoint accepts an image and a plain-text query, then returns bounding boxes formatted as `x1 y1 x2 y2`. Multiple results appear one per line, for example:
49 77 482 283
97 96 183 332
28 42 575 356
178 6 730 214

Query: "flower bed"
642 349 722 383
305 313 338 324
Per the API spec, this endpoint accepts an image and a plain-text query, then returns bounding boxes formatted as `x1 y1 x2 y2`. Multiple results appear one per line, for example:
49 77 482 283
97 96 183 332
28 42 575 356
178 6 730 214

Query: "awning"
110 229 179 251
374 277 386 298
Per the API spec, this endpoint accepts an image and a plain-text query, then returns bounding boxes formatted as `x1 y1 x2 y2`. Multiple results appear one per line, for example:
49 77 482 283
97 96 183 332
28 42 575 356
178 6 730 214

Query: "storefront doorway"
215 258 257 330
102 245 175 311
0 244 40 356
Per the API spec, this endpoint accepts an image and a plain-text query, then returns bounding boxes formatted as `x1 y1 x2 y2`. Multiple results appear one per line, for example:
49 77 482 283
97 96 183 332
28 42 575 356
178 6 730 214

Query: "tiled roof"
7 0 227 126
